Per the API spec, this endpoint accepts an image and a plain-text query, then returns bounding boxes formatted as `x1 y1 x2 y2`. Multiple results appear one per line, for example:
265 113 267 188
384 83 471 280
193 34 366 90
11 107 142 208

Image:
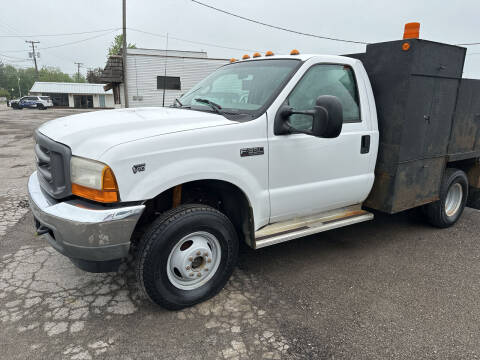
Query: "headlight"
70 156 119 203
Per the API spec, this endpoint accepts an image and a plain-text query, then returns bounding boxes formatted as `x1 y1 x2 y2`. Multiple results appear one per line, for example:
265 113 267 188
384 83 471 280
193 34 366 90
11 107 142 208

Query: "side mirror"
274 95 343 138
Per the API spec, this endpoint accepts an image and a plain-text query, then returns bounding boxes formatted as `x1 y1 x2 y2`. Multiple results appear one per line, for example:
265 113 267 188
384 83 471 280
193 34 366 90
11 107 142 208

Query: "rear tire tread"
424 168 468 228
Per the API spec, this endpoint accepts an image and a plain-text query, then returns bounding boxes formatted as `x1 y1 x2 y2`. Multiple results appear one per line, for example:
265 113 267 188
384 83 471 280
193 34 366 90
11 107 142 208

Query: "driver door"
267 61 376 222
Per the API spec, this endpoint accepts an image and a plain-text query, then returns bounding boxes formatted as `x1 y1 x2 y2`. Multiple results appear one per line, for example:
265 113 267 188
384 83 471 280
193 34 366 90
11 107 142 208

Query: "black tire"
37 104 45 110
136 204 239 310
424 168 468 228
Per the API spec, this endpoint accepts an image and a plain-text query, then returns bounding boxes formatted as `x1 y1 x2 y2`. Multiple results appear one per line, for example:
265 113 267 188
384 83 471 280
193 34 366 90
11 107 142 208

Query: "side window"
287 64 361 130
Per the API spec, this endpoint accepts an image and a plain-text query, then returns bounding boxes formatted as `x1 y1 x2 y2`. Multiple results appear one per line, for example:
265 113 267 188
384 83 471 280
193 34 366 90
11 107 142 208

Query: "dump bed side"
347 39 480 213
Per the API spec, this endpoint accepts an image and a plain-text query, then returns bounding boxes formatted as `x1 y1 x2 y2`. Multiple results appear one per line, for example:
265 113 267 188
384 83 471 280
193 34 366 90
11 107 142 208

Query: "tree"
39 66 76 82
107 34 136 58
86 67 104 84
0 63 84 98
0 88 10 99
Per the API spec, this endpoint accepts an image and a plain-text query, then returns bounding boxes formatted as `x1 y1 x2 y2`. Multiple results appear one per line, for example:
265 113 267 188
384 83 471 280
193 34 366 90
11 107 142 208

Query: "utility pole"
25 40 40 75
74 62 83 82
122 0 129 108
17 77 21 97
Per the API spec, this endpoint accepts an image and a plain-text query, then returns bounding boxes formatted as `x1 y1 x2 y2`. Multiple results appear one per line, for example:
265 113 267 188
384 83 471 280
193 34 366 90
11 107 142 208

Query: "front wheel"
424 168 468 228
136 204 239 310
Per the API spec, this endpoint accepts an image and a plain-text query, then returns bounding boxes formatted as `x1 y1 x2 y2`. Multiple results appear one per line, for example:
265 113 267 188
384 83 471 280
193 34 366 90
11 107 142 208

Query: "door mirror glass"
275 95 343 137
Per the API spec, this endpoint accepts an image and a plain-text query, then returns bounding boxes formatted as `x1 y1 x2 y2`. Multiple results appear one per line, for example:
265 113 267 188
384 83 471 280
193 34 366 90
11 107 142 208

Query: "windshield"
179 59 301 117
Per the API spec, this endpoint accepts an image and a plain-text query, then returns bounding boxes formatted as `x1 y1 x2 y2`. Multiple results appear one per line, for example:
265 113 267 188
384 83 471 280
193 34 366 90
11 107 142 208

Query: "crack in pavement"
0 242 297 359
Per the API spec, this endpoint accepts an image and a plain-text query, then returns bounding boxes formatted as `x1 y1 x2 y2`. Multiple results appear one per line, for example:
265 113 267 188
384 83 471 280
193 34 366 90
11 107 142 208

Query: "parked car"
27 26 480 310
11 96 53 110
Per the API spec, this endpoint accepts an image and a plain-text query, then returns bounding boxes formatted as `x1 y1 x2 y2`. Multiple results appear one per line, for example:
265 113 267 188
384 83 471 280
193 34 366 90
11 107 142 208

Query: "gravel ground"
1 107 480 359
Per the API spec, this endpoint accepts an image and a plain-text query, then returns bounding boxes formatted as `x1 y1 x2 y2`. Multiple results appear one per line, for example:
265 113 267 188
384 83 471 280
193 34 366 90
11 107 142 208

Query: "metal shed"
30 82 114 108
123 48 229 108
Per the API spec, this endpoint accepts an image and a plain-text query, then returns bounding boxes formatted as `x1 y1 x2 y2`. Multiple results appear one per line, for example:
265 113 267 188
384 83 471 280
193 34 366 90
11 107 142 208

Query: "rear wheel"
424 168 468 228
136 204 239 310
37 104 45 110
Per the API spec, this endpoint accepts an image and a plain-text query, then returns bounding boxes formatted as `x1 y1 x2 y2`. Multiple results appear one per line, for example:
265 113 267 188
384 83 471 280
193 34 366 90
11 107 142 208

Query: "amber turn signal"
242 54 250 60
230 58 237 63
265 51 274 56
252 52 261 58
72 166 119 203
290 49 300 55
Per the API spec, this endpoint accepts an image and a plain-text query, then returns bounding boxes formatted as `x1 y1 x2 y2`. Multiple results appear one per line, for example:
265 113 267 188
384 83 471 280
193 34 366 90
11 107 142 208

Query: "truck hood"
38 107 237 159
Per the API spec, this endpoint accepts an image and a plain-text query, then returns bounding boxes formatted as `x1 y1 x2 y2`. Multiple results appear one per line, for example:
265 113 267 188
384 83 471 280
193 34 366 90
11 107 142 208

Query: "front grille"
34 130 72 199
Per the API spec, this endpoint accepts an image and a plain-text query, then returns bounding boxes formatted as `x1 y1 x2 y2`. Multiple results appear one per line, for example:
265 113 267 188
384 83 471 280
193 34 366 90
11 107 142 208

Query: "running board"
254 205 373 249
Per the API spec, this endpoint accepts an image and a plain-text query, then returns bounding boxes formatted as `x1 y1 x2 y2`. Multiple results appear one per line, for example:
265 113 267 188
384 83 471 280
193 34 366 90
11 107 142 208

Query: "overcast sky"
1 0 479 78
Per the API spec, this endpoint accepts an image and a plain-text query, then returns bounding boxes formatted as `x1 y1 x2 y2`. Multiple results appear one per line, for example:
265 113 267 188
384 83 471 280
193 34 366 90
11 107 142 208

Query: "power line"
0 52 29 60
39 31 118 50
456 42 480 46
0 27 121 38
190 0 368 45
129 28 259 53
2 30 117 52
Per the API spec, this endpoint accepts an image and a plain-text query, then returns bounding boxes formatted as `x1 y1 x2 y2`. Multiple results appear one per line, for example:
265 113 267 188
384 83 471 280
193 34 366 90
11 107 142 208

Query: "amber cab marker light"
242 54 250 60
252 52 261 58
230 58 237 63
290 49 300 55
403 22 420 39
265 51 274 56
402 42 411 51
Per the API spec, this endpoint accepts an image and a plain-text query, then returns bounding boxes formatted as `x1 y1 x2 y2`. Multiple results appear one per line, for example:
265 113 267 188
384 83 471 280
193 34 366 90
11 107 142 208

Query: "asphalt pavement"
1 108 480 359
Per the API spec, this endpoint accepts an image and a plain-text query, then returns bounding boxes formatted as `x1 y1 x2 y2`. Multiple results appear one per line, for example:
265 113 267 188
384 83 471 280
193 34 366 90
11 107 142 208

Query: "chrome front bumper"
28 172 145 272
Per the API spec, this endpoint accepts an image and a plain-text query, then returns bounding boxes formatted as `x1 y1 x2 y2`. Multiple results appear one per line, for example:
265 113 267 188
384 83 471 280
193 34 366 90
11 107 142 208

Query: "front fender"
124 157 269 227
99 118 270 229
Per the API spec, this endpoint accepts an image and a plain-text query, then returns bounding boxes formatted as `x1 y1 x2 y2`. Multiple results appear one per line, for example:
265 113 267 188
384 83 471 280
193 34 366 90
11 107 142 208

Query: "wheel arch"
134 179 256 248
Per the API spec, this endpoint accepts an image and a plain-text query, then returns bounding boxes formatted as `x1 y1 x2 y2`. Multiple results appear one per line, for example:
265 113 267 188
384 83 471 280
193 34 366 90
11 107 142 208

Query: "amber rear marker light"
252 52 261 58
402 42 411 51
230 58 237 63
242 54 250 60
403 22 420 39
290 49 300 55
265 51 274 56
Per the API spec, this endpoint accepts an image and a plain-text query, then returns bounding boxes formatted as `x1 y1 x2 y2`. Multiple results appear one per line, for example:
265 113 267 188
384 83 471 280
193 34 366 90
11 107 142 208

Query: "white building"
29 82 114 108
101 49 229 108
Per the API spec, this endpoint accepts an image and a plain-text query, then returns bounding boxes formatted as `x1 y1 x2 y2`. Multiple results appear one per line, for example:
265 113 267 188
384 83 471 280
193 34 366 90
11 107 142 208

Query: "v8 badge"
132 163 146 174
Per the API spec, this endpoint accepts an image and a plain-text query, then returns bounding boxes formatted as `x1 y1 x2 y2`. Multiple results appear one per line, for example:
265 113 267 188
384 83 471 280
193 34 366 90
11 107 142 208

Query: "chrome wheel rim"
166 231 221 290
445 183 463 217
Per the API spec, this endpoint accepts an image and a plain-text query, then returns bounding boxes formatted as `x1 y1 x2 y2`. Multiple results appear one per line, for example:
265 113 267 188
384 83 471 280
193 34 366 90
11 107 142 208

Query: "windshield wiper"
194 98 223 115
174 98 183 107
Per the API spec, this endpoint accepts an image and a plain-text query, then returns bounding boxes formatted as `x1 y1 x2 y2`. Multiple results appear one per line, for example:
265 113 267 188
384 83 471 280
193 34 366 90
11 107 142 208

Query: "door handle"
361 135 370 154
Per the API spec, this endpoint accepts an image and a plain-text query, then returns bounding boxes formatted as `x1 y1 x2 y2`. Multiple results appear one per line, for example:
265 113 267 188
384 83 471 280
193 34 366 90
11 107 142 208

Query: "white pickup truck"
28 34 480 309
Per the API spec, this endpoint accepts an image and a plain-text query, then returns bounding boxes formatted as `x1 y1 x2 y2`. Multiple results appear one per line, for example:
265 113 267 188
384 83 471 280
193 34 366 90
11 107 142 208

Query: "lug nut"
196 251 201 256
207 258 212 263
204 252 208 256
205 268 208 271
186 265 190 270
197 273 201 277
190 274 194 277
188 257 193 262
